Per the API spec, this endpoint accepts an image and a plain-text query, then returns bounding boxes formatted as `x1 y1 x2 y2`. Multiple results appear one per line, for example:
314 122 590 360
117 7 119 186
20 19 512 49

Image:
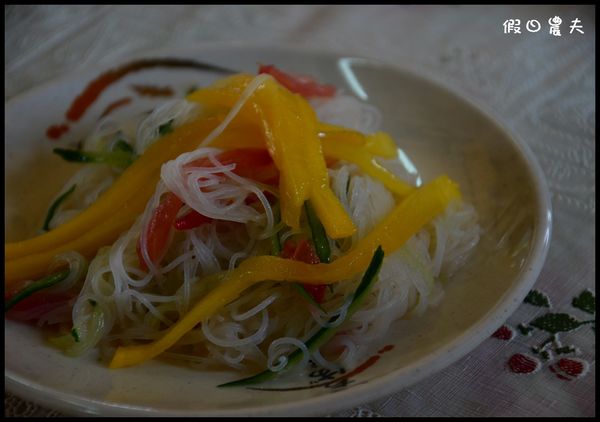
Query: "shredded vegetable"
5 65 480 386
109 175 460 369
42 185 77 232
53 146 135 168
187 73 356 238
219 246 384 387
5 270 70 311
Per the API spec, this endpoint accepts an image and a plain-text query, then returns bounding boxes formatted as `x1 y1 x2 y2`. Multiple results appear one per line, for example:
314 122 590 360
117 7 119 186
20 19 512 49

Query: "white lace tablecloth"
4 5 595 417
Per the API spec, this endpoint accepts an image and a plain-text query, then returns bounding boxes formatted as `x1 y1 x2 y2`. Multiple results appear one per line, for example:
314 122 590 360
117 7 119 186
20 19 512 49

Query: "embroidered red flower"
549 358 589 381
492 325 515 341
508 353 540 374
497 289 594 381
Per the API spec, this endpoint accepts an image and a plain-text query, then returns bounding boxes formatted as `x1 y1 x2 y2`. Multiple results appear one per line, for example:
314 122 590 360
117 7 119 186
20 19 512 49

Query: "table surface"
4 4 595 417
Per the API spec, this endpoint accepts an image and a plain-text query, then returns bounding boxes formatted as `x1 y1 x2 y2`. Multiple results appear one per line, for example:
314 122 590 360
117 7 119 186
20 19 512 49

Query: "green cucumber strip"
271 231 282 256
48 304 104 357
4 269 71 311
158 119 175 136
270 203 282 256
53 148 134 168
218 246 384 388
71 328 80 343
271 202 324 311
304 201 331 263
112 139 134 153
292 283 326 313
42 184 77 231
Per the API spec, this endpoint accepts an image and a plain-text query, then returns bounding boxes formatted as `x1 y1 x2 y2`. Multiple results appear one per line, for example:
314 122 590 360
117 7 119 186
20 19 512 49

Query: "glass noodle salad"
5 64 480 386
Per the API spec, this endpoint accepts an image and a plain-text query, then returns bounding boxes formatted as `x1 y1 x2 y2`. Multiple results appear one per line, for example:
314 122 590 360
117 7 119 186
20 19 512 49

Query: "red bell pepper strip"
137 192 183 271
187 148 279 185
175 148 279 230
173 210 212 231
280 239 298 260
291 239 320 265
5 291 74 323
258 64 336 98
138 149 281 269
282 239 328 304
5 269 71 310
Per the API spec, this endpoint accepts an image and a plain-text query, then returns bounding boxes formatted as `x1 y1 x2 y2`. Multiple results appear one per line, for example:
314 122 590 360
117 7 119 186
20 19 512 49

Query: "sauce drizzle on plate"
45 57 236 140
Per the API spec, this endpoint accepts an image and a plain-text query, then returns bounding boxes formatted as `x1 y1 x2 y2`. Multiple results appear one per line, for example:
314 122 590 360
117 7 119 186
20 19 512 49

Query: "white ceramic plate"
5 44 552 416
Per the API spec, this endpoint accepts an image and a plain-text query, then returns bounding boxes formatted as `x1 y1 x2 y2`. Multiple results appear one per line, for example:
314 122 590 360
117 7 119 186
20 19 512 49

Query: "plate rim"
5 41 552 417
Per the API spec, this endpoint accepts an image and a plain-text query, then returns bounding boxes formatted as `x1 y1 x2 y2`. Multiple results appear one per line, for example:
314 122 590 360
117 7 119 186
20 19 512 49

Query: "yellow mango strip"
363 132 398 159
189 74 356 238
5 115 224 264
210 120 413 201
317 123 398 159
321 138 415 197
190 79 409 199
5 118 227 287
190 75 310 227
186 74 253 106
209 123 411 200
109 175 460 368
4 182 157 286
259 82 311 230
208 123 266 150
292 96 356 238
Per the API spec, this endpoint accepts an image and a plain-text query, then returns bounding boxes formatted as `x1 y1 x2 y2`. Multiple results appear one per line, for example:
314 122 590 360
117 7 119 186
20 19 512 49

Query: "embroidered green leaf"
572 290 595 315
529 313 582 334
524 290 550 307
518 323 533 336
540 350 551 361
556 346 576 355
